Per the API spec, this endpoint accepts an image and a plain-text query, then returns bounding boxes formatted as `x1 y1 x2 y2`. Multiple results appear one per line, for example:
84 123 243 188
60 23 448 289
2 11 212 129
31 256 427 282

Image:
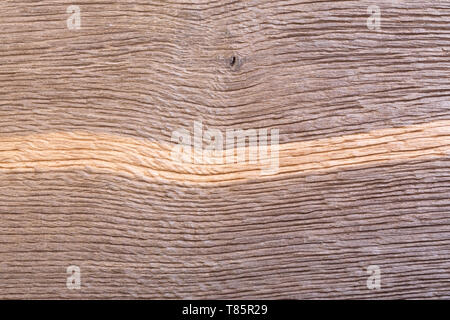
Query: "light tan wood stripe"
0 120 449 184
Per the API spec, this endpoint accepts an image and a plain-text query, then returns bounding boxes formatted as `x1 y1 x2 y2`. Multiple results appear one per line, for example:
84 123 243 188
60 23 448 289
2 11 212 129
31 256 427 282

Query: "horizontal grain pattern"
1 1 449 144
1 156 449 298
1 0 449 299
0 120 449 183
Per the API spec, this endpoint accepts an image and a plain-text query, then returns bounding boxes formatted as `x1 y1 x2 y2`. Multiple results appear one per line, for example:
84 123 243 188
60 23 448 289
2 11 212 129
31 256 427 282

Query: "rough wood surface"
0 0 449 299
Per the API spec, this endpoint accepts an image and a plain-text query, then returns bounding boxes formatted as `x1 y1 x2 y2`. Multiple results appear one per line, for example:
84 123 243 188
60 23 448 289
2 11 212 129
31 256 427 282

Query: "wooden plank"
0 0 449 299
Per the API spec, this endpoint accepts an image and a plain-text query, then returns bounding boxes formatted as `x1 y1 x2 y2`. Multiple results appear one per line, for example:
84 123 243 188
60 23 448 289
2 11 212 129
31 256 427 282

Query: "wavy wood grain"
0 0 449 299
0 120 449 184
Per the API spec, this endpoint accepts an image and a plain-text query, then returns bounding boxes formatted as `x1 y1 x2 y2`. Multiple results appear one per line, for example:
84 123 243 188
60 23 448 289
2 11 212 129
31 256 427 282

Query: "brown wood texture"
0 0 449 299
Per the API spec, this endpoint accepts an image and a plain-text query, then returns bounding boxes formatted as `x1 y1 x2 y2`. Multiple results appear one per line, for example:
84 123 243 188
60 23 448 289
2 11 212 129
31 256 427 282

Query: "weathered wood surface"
0 0 449 299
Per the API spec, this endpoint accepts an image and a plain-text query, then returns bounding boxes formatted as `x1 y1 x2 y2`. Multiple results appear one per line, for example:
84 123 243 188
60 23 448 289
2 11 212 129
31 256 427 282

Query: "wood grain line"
0 120 449 184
